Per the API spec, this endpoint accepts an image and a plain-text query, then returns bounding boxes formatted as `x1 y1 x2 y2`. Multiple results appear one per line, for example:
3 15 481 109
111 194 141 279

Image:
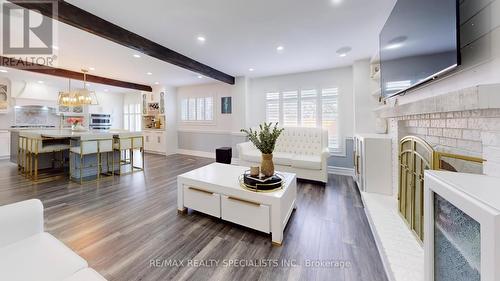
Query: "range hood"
13 97 57 108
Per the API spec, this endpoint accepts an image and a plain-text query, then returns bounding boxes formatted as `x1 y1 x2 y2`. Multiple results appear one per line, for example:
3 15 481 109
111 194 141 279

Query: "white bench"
238 127 329 183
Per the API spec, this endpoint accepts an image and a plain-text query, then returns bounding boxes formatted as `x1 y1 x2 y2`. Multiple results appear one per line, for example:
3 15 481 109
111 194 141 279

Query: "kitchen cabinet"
143 130 166 155
0 130 11 159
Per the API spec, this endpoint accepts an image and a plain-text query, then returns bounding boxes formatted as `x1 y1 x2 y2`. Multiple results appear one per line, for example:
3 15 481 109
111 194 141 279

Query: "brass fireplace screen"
398 136 485 242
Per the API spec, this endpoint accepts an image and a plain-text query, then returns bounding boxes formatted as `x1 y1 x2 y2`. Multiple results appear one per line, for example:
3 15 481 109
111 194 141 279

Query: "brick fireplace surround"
376 84 500 195
362 84 500 281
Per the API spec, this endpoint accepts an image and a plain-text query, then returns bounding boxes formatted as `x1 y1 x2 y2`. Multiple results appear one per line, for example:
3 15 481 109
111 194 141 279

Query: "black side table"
216 147 232 164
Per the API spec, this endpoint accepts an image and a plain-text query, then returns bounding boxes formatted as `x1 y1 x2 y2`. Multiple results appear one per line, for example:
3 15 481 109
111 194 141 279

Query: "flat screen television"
380 0 460 99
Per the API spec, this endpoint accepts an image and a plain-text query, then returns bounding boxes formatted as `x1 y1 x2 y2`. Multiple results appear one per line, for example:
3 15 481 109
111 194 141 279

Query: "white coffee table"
177 163 297 245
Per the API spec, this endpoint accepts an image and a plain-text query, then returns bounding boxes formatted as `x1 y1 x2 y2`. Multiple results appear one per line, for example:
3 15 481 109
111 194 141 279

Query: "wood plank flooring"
0 154 388 281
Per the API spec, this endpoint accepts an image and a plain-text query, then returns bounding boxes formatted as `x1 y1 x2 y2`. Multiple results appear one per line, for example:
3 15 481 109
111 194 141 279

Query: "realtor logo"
1 0 58 67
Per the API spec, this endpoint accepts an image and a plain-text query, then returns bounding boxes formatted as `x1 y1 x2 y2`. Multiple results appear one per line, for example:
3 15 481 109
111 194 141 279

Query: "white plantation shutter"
205 97 213 121
266 92 280 123
321 88 339 149
181 99 188 121
300 89 317 127
124 103 141 132
196 98 205 121
264 87 340 152
188 98 196 121
282 91 298 127
180 97 214 122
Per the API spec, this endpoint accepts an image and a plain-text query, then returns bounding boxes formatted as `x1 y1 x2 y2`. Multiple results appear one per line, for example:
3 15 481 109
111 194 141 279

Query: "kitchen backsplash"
14 106 59 126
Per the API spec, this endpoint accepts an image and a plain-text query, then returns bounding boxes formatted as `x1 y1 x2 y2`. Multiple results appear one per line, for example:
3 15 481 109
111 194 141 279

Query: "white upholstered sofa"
237 127 329 183
0 199 107 281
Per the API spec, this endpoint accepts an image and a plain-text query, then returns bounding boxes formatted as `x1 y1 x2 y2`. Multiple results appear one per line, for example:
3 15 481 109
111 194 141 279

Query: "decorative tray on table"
239 170 284 192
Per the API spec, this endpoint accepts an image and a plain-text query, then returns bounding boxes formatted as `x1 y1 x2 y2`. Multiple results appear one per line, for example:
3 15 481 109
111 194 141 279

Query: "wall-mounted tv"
380 0 460 99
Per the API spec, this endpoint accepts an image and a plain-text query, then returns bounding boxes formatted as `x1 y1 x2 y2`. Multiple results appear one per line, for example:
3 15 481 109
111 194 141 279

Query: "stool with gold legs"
17 135 27 174
21 132 70 182
113 133 144 175
70 137 115 184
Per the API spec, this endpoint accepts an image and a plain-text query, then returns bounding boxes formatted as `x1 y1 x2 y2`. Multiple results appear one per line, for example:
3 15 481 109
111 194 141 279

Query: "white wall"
353 59 379 134
177 81 245 133
392 0 500 105
150 85 178 155
248 67 354 154
89 91 124 129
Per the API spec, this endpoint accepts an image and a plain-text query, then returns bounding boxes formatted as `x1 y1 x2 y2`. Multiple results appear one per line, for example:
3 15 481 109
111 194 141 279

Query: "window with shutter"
266 92 280 123
180 96 214 122
264 87 340 151
282 91 298 127
321 88 339 149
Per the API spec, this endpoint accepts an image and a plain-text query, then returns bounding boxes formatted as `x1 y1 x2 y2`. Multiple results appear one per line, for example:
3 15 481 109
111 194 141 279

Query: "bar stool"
70 136 115 184
98 138 114 177
17 135 28 174
21 132 70 182
113 133 144 174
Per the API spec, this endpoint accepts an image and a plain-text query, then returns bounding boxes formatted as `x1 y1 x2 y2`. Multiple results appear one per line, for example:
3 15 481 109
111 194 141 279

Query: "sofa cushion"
273 152 293 166
0 232 88 281
241 150 261 163
64 268 107 281
292 155 322 170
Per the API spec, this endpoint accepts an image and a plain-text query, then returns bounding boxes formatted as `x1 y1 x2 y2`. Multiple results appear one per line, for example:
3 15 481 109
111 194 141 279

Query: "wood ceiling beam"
8 0 235 85
0 56 153 92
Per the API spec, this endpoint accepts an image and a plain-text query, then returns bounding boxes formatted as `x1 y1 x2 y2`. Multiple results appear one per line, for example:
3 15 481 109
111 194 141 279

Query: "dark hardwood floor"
0 154 388 281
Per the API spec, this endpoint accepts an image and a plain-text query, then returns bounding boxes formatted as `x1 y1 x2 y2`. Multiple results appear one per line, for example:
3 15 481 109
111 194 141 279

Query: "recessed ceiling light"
197 75 203 79
249 68 255 72
89 67 95 71
336 46 352 57
146 72 153 75
331 0 343 5
276 45 284 52
37 81 44 84
52 45 59 50
154 82 159 85
133 54 141 58
0 69 8 73
197 36 206 43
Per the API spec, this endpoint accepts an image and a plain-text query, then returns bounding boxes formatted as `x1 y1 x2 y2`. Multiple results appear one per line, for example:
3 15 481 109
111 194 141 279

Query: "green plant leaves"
240 122 284 154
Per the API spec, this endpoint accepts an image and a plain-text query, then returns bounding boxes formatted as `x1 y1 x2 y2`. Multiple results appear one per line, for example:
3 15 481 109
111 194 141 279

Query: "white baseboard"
144 150 167 156
177 149 215 159
176 150 240 165
328 166 355 177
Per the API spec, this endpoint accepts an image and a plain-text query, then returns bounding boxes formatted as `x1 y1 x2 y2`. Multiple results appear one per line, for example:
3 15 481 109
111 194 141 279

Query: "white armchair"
0 199 107 281
238 127 330 183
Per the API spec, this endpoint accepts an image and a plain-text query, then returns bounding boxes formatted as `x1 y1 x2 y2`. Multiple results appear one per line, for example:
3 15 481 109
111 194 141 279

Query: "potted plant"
241 123 284 177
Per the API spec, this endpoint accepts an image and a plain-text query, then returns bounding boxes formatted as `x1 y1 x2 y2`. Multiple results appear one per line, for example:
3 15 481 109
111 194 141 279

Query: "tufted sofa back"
273 127 328 155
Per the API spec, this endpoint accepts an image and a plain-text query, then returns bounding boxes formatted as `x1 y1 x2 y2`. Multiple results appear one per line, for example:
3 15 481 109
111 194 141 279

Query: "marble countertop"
15 129 143 140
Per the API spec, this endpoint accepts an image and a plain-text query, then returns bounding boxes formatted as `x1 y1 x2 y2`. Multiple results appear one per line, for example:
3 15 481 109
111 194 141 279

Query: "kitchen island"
11 129 144 182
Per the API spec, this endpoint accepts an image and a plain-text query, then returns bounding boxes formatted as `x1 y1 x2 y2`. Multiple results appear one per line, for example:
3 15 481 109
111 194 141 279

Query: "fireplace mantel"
375 84 500 118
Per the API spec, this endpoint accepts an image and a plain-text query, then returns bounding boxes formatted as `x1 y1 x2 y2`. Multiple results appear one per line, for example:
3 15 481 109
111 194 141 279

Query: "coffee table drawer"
221 195 270 233
183 186 220 217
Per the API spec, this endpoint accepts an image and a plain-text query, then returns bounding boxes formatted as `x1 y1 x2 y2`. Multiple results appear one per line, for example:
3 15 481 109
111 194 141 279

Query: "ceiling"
1 0 396 89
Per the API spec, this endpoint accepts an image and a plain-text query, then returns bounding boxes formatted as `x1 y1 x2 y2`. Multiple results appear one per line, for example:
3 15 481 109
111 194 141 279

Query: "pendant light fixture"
57 69 99 106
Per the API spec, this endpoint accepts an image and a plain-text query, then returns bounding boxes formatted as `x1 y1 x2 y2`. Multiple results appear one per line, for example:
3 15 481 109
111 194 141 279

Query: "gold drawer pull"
227 196 261 207
188 187 214 195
